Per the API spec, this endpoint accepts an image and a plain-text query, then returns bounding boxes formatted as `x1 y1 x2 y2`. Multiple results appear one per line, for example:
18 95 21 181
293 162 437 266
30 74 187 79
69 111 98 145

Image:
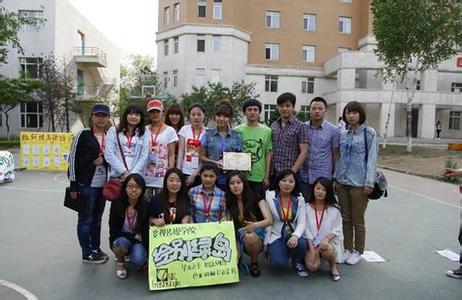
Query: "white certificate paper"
222 152 251 171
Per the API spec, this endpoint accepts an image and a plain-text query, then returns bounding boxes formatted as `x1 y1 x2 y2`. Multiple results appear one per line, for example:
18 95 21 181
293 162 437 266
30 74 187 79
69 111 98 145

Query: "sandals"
250 263 261 278
330 272 341 281
116 263 127 279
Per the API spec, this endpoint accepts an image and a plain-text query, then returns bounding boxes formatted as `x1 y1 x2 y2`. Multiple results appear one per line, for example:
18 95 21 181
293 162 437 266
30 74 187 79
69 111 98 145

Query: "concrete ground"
0 169 461 300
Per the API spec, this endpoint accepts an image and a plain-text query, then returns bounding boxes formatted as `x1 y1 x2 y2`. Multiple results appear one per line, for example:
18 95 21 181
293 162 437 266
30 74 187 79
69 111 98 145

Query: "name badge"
191 155 199 168
149 153 157 164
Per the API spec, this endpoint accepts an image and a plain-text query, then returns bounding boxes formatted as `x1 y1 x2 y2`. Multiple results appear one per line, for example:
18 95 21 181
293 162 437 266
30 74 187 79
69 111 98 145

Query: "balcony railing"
74 47 107 67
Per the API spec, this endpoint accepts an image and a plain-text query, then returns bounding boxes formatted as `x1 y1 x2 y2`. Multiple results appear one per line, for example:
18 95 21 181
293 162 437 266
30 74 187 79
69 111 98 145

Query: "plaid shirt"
188 184 226 223
271 116 308 173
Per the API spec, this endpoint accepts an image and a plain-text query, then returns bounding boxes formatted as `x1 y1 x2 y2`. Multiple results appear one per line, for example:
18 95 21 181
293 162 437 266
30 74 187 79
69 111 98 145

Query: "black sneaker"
82 253 107 264
294 262 309 278
93 249 109 262
446 267 462 279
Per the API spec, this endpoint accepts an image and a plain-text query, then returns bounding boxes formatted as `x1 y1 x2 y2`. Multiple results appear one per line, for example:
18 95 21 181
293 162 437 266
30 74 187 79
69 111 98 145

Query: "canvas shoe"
82 253 107 264
345 250 362 265
93 249 108 262
341 250 352 263
446 267 462 279
294 262 309 278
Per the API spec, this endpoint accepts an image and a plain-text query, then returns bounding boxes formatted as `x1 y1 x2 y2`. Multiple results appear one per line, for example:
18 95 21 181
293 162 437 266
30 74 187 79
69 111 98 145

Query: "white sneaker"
345 250 362 265
341 250 351 263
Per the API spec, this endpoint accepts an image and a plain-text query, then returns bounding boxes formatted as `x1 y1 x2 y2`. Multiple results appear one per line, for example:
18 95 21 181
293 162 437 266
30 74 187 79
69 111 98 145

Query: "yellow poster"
149 221 239 290
20 132 73 171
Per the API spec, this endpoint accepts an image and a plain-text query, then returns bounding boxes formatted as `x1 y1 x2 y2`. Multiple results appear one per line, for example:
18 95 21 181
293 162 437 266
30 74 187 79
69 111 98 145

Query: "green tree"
371 0 462 152
0 76 43 139
37 56 76 132
118 55 161 114
0 2 45 65
181 81 258 124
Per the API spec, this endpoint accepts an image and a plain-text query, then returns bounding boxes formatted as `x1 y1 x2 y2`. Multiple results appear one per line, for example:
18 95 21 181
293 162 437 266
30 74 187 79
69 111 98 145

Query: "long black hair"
119 173 147 212
225 171 263 226
117 104 146 136
308 177 339 209
274 169 300 197
159 168 189 223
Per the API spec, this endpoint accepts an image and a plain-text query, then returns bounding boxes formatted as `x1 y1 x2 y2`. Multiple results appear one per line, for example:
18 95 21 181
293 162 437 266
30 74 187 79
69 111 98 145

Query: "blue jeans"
267 237 307 269
113 237 147 268
77 186 106 257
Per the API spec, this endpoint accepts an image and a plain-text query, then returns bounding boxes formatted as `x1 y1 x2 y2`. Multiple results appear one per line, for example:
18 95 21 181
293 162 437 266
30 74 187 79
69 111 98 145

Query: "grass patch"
379 145 462 158
0 139 20 150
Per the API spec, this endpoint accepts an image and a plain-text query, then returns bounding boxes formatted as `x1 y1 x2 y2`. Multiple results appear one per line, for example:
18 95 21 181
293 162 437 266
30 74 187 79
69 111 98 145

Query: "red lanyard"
280 197 292 222
192 126 203 142
314 205 326 233
201 193 214 218
125 209 137 231
151 124 164 149
93 127 105 153
125 133 133 150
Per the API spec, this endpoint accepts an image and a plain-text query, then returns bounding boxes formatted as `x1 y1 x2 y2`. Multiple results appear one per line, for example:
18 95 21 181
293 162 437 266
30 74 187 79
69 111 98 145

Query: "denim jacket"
333 124 378 188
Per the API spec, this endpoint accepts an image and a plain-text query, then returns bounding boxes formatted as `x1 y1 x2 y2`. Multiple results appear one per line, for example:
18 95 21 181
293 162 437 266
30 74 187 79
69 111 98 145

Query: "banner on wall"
20 132 73 171
148 221 239 291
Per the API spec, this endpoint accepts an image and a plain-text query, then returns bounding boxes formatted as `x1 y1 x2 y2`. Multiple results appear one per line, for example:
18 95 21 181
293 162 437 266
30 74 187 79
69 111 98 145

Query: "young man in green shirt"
235 99 272 199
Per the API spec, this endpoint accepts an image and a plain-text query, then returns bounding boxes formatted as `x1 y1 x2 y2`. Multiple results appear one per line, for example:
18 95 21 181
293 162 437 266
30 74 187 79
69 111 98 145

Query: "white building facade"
0 0 120 137
156 0 462 139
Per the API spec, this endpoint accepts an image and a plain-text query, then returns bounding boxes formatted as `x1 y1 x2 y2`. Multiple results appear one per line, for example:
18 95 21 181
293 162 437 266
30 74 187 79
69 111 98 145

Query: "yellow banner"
20 132 73 171
149 221 239 290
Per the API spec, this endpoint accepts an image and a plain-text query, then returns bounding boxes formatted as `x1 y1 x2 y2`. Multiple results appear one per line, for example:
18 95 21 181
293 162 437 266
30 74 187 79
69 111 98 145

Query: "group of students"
68 92 379 282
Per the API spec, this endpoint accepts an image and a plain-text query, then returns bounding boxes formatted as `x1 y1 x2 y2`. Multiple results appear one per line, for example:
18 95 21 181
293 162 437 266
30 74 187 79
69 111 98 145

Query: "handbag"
364 128 388 200
64 187 88 213
102 132 129 201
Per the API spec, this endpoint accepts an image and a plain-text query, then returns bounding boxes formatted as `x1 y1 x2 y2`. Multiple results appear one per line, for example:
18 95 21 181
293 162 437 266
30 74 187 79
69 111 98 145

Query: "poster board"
149 221 239 290
20 132 73 171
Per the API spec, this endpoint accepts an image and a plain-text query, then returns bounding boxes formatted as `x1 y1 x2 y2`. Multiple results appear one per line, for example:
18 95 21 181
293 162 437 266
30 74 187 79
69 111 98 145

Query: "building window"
163 71 168 89
173 70 178 87
174 3 180 21
19 57 43 78
449 111 461 130
163 7 170 25
265 75 278 92
195 68 205 87
263 104 276 123
197 37 205 52
265 43 279 60
212 35 221 52
337 47 350 53
302 77 314 94
174 37 179 54
266 11 280 29
19 10 44 30
20 101 43 128
213 0 222 20
77 69 84 96
303 14 316 31
300 105 311 119
339 0 352 3
211 69 221 83
451 82 462 92
416 80 421 91
339 16 352 34
198 0 206 18
303 45 316 63
164 40 169 56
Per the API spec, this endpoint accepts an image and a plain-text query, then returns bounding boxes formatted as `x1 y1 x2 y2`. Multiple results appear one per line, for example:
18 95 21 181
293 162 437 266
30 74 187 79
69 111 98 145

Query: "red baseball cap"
147 99 164 112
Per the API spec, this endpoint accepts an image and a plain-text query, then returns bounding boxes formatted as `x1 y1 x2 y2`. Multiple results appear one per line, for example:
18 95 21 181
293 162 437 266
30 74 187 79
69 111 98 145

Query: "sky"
67 0 158 61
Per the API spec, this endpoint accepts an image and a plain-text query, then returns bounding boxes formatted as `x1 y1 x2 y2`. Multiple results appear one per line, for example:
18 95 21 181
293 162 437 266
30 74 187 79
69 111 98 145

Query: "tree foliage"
0 2 45 65
36 56 76 132
181 81 259 124
118 55 161 114
371 0 462 81
0 76 43 139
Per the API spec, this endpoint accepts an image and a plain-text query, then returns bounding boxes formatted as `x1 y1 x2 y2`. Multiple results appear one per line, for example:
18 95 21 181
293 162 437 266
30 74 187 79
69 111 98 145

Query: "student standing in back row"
143 99 178 197
234 99 272 199
270 92 308 189
299 97 340 203
68 104 111 264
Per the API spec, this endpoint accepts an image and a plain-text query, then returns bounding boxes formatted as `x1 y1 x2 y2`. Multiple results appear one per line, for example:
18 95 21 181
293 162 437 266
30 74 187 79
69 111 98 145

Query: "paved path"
0 169 461 300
